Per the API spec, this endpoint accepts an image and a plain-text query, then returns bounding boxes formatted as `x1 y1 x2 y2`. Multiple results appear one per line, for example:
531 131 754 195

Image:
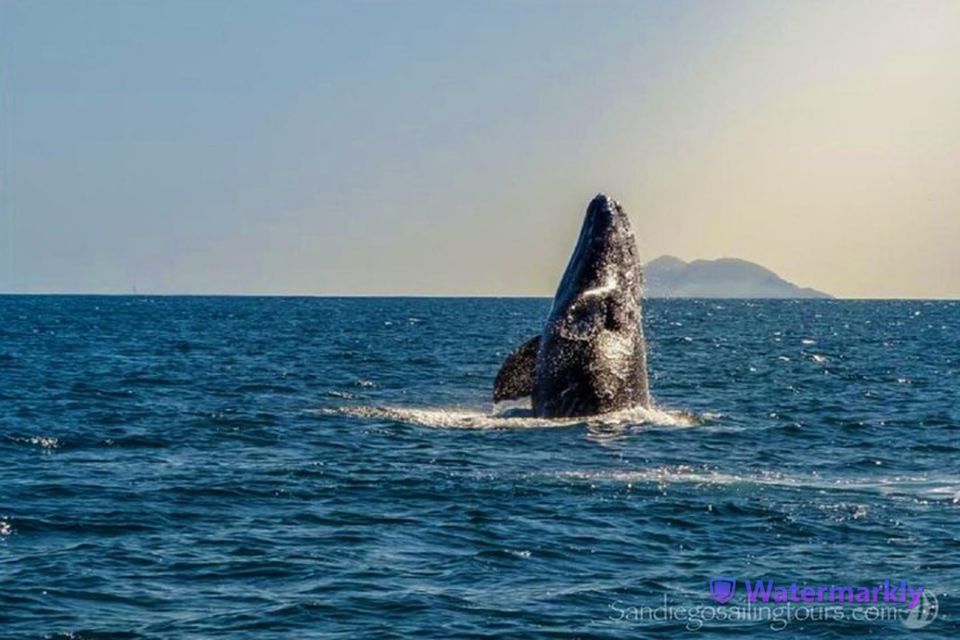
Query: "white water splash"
13 436 60 450
322 403 701 430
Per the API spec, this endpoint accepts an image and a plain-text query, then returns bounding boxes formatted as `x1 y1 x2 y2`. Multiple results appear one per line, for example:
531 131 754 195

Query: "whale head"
492 193 651 417
533 194 650 416
549 194 642 336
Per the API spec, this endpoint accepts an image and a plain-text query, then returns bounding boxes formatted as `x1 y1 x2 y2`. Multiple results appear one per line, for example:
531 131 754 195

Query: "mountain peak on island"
646 255 688 272
643 256 832 299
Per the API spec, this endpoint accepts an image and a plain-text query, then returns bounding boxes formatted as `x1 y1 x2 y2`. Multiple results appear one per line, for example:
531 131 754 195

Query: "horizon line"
1 292 958 302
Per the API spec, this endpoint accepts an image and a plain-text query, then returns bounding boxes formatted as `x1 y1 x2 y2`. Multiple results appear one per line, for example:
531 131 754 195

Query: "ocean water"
1 296 958 639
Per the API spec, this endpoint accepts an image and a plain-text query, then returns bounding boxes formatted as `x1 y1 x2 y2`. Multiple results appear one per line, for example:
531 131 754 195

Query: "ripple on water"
554 466 960 503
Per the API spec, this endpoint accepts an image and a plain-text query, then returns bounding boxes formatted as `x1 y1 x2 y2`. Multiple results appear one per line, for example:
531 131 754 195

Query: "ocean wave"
555 466 960 502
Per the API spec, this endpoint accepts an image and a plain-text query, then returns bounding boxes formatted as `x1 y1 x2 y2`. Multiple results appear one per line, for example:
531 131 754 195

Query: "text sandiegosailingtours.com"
607 577 939 631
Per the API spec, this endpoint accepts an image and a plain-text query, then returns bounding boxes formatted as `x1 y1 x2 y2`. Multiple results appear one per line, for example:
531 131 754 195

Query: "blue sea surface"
1 296 958 638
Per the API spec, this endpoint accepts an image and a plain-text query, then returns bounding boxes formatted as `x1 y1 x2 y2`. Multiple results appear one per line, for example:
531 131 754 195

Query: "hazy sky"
2 0 958 297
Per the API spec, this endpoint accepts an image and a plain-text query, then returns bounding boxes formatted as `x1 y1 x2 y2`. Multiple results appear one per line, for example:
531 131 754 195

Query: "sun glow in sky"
2 0 959 297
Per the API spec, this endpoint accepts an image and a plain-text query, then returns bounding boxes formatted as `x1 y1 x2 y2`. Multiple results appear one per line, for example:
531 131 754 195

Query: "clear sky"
1 0 958 297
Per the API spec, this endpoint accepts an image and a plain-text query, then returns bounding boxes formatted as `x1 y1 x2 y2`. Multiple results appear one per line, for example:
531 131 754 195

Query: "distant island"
644 255 832 299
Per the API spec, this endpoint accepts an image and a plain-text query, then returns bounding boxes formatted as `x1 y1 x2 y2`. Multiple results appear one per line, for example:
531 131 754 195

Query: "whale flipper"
493 335 541 402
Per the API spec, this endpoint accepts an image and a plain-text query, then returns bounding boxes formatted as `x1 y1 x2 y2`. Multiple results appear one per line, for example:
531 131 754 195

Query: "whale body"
494 194 651 417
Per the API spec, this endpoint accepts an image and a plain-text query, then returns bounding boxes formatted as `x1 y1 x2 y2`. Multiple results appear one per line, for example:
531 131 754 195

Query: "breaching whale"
494 194 651 417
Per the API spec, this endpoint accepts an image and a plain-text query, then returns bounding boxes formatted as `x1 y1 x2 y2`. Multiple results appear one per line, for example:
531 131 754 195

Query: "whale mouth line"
321 403 703 430
580 274 619 299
